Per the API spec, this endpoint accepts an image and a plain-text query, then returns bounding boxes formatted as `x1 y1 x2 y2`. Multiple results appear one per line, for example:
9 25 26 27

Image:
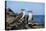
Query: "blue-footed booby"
28 10 32 24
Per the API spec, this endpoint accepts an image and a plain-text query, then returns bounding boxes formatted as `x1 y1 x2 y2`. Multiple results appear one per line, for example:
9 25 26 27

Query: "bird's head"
18 9 25 14
27 9 32 13
27 11 32 13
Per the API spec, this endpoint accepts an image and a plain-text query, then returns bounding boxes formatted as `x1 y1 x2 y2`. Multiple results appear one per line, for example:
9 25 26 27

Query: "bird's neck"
29 13 32 15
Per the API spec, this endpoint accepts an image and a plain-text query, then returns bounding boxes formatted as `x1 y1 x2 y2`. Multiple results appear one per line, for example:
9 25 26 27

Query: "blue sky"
6 1 45 15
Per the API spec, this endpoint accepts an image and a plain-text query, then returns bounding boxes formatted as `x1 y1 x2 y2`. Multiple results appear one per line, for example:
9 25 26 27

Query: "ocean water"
15 13 45 24
32 15 45 24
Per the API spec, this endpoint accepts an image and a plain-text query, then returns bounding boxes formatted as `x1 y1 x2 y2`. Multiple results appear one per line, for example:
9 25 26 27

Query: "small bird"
18 9 25 23
20 9 25 19
28 10 32 24
10 9 25 25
